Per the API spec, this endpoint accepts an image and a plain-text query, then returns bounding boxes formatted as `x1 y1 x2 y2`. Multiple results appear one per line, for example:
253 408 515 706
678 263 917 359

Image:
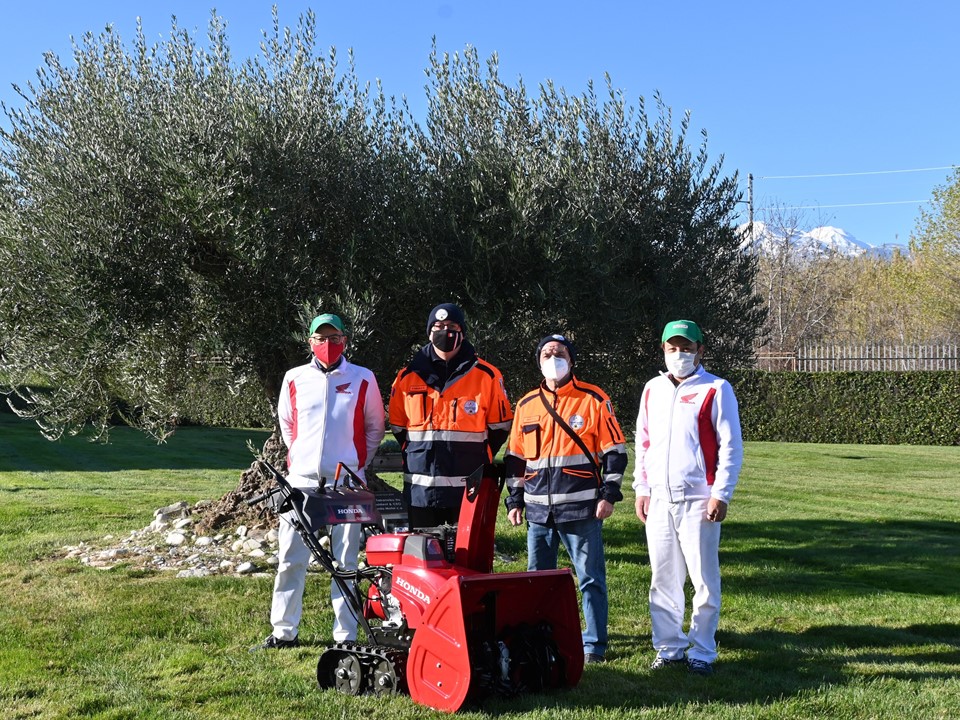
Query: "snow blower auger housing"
251 460 584 713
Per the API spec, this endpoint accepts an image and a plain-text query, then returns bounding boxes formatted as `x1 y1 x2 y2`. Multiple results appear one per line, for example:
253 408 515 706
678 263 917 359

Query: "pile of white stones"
60 500 283 578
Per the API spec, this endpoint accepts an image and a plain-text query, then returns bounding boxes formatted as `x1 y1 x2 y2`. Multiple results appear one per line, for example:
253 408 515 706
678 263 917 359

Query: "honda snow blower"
249 460 584 713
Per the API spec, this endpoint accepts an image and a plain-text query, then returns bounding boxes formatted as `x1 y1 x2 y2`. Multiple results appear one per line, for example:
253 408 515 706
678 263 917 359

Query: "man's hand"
635 495 650 523
706 498 728 522
507 507 524 526
595 499 614 520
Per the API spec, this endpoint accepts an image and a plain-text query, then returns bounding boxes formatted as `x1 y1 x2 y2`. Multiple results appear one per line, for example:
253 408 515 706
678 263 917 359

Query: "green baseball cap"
661 319 703 343
309 313 344 335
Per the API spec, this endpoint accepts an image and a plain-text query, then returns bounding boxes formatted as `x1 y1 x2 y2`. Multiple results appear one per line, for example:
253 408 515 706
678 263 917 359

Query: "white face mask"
540 356 570 381
665 351 698 378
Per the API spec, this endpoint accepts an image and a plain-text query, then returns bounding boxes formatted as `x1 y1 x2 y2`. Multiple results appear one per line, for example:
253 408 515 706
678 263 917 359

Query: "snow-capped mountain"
802 226 871 255
739 222 905 259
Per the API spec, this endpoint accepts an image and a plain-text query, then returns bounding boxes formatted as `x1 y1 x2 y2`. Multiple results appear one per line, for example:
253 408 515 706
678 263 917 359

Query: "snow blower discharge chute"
249 460 584 713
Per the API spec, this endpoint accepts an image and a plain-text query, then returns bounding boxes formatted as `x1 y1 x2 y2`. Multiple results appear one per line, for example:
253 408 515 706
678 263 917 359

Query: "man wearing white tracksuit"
633 319 743 676
255 313 385 650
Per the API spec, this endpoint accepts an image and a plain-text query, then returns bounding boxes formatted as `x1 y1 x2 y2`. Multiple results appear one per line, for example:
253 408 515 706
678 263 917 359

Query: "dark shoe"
250 634 299 652
650 655 686 670
584 653 606 664
687 658 714 676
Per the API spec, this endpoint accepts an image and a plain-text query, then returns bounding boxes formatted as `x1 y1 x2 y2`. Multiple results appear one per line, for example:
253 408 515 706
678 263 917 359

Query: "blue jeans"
527 517 608 657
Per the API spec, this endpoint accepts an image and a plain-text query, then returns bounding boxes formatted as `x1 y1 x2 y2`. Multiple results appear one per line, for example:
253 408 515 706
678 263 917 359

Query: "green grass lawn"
1 413 958 719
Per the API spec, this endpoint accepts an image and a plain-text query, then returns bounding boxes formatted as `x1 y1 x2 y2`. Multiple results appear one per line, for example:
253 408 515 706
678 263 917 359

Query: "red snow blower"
250 460 584 713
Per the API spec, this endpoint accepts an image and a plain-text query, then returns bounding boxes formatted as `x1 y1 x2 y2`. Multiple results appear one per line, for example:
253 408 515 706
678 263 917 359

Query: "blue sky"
3 1 957 247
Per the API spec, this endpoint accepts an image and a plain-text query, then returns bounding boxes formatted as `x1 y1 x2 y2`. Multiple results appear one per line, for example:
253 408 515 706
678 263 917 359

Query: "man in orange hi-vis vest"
389 303 513 530
505 333 628 665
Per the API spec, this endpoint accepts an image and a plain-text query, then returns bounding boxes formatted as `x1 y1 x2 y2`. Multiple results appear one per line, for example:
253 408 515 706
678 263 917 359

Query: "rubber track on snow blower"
317 642 408 697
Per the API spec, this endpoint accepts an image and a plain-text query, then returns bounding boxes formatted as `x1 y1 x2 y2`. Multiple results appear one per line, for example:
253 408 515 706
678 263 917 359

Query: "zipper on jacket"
665 381 679 504
451 398 458 423
317 368 329 485
546 389 558 511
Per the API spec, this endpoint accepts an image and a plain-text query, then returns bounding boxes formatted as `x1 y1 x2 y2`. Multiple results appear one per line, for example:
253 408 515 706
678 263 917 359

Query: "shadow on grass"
476 622 960 714
605 518 960 596
0 413 271 472
708 622 960 695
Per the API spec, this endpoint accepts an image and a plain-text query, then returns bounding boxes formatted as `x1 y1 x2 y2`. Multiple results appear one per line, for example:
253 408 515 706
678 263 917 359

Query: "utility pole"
748 173 754 242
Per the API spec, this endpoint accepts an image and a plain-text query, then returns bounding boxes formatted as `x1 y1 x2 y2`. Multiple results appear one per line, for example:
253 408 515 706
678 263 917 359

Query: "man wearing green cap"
254 312 385 650
632 319 743 676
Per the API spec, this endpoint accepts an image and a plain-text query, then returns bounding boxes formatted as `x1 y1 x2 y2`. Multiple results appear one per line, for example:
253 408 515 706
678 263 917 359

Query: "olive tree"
0 10 413 439
1 11 764 444
408 47 762 410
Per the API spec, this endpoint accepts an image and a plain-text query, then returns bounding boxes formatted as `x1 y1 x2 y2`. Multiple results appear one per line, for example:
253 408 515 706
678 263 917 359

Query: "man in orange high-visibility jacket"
389 303 513 529
505 333 628 665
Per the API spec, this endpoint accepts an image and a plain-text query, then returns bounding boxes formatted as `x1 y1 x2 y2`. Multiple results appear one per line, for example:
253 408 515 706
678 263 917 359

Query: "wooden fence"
754 344 960 371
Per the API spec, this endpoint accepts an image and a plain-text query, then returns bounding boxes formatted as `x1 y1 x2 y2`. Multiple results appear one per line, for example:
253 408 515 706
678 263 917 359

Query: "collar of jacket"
313 356 346 374
410 341 477 387
660 363 705 384
538 374 577 398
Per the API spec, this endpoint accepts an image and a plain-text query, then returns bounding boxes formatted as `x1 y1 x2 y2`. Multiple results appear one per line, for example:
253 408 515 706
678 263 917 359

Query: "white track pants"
645 496 722 663
270 520 361 642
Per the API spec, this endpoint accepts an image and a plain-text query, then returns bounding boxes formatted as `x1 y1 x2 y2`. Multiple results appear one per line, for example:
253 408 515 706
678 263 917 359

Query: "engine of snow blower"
252 460 584 713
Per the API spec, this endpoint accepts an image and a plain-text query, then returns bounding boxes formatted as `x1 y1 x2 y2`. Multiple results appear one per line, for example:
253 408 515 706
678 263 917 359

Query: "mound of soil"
193 431 401 534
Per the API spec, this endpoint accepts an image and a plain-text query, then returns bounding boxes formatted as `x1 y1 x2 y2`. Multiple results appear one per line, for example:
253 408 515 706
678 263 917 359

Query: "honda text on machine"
249 460 584 713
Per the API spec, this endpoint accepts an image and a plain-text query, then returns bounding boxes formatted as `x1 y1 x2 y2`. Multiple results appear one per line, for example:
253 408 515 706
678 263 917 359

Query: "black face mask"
431 328 463 353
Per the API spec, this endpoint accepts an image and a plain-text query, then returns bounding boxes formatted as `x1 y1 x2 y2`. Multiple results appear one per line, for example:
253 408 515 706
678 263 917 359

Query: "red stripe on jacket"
287 380 299 468
698 387 719 484
353 378 369 467
641 387 651 451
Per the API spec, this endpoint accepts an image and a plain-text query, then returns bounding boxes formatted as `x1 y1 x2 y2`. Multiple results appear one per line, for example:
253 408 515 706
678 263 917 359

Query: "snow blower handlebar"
334 461 369 490
248 459 385 645
245 464 291 508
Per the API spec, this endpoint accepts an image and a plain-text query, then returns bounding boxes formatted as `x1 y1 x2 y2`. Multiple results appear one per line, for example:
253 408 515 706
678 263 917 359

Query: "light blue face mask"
665 351 698 378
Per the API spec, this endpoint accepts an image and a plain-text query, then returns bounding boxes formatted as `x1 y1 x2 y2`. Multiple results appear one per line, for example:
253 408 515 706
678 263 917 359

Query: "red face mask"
312 340 344 366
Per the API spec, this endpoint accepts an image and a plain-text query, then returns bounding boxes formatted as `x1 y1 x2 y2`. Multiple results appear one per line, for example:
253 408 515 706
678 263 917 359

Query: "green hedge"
728 370 960 445
10 369 958 444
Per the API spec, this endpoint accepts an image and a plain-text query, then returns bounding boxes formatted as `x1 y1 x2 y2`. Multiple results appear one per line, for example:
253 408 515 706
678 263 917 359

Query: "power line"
758 199 929 210
760 165 958 180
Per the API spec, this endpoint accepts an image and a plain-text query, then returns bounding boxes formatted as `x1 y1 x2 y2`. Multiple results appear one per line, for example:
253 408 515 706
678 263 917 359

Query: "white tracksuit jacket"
278 357 385 485
632 365 743 503
272 357 385 643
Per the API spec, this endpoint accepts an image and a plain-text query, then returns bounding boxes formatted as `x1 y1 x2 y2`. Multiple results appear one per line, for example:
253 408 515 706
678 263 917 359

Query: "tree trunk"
194 430 288 533
193 431 401 533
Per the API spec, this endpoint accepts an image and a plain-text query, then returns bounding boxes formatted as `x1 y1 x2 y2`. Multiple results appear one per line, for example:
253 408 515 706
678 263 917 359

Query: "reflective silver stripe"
523 454 594 470
489 420 513 431
505 476 525 489
603 443 628 455
407 430 486 443
524 488 598 505
406 473 467 488
604 473 624 486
